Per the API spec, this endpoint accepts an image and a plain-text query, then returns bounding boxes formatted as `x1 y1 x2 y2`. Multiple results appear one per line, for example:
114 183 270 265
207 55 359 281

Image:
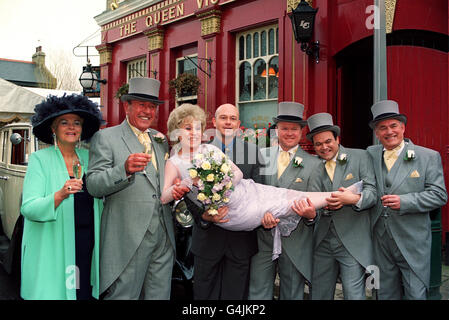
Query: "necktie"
137 132 158 171
277 150 290 179
325 160 336 182
383 149 398 172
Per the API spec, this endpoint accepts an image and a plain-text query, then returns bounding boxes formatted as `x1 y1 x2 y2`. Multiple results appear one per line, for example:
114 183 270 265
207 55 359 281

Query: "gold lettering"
197 0 204 9
162 8 169 22
154 11 161 24
169 6 175 19
124 23 131 35
146 15 153 27
177 3 184 16
131 21 136 33
119 25 124 37
211 0 219 3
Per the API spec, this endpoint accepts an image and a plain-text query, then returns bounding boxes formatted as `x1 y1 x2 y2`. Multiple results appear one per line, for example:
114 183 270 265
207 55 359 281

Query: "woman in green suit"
20 94 103 300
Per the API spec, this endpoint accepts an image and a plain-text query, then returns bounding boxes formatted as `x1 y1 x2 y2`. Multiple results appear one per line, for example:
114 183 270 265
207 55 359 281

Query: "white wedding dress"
161 144 362 259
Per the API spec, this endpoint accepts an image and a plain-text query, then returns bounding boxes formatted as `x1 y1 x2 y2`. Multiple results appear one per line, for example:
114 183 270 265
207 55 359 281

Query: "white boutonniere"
293 156 304 168
153 133 166 144
337 153 347 165
404 149 416 161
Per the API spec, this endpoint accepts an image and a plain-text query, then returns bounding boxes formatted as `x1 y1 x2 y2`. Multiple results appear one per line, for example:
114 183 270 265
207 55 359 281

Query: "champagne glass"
72 158 84 193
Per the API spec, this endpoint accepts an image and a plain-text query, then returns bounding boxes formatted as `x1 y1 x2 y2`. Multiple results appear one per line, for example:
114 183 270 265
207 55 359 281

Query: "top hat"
272 102 308 126
121 77 164 104
32 94 103 144
306 112 341 141
369 100 407 129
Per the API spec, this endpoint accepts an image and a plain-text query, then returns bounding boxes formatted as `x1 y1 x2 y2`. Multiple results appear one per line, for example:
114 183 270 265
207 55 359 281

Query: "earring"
53 133 57 150
77 137 81 149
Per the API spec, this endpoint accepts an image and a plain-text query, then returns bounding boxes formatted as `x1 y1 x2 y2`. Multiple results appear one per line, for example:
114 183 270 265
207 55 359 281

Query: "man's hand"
292 198 317 220
172 178 190 200
381 194 401 210
124 153 151 175
261 212 279 229
326 187 361 210
202 206 230 223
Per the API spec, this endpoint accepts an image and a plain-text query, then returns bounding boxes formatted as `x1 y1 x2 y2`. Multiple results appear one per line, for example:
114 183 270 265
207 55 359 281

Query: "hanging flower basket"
169 73 201 98
115 83 129 100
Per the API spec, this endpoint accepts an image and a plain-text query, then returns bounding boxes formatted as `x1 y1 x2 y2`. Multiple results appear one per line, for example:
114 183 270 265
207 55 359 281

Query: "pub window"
236 25 279 130
127 57 147 81
175 55 198 106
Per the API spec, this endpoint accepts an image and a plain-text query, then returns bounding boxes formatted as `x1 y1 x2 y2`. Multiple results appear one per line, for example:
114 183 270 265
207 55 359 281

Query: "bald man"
190 103 264 300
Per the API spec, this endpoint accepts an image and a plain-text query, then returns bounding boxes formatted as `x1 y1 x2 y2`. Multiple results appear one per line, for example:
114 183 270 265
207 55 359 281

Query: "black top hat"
306 112 341 141
369 100 407 129
272 102 308 126
32 94 103 144
121 77 164 104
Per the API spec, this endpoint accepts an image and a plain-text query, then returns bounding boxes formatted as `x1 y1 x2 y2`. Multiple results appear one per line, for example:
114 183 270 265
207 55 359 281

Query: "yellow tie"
137 131 158 171
383 149 398 172
325 160 336 182
277 150 290 179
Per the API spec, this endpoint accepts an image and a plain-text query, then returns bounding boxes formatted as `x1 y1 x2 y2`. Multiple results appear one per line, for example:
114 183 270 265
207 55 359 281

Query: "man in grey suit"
306 113 377 300
367 100 447 299
249 102 321 300
86 77 176 299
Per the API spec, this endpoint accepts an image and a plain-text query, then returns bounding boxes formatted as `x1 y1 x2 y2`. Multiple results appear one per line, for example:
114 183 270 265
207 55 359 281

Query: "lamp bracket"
184 56 213 78
300 40 320 64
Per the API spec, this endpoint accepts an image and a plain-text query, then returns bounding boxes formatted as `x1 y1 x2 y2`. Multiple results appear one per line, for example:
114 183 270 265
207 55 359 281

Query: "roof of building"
0 58 50 88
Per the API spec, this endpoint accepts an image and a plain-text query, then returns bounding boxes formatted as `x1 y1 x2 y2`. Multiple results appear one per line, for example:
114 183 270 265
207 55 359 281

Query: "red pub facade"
94 0 449 239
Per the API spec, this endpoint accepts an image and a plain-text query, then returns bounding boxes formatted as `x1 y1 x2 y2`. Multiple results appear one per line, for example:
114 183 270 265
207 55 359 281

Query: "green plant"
115 83 129 100
169 73 201 97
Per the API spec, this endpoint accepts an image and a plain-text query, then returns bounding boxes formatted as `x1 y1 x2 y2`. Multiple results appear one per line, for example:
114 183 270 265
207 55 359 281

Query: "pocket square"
344 173 354 181
410 170 420 178
295 177 303 183
164 152 169 160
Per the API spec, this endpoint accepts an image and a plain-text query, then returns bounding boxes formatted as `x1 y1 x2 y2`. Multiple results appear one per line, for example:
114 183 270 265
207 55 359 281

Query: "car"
0 122 41 276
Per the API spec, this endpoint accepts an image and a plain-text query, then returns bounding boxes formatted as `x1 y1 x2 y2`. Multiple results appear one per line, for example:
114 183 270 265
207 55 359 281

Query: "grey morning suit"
249 146 321 300
367 139 447 299
86 120 175 299
309 145 377 299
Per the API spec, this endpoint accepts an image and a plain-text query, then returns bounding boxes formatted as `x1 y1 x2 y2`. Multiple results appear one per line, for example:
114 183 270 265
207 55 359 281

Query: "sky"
0 0 106 75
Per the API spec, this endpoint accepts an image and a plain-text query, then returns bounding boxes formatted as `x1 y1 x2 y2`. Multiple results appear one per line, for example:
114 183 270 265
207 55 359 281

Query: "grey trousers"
249 247 306 300
311 221 366 300
373 219 427 300
103 213 175 300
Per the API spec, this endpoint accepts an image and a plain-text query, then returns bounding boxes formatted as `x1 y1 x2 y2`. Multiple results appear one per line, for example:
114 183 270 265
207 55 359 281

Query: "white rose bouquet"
188 150 234 215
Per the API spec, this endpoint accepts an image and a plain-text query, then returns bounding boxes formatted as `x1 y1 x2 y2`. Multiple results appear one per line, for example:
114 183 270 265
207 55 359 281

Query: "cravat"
277 150 290 179
325 160 336 182
137 132 158 171
383 148 398 172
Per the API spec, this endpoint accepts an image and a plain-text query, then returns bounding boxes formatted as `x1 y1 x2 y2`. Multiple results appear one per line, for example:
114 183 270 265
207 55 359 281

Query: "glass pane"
239 100 277 134
268 28 275 55
253 32 259 58
253 59 267 100
261 31 267 56
239 62 251 102
239 36 245 60
268 56 279 99
246 34 252 59
178 57 197 76
276 28 279 54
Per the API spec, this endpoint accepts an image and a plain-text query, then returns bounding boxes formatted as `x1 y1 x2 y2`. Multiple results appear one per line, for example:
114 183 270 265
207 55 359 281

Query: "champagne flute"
72 158 84 193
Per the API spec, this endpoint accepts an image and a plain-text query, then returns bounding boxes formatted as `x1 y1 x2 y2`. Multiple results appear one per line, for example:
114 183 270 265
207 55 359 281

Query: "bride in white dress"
160 104 361 257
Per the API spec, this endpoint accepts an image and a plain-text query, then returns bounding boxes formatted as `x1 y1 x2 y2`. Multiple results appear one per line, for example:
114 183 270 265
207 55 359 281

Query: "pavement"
273 261 449 300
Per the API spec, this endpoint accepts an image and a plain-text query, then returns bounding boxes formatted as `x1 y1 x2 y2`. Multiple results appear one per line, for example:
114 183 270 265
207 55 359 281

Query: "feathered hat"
32 94 103 144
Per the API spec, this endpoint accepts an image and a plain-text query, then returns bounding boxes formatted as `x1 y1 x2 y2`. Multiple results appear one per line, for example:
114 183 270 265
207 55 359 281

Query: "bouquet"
188 149 234 215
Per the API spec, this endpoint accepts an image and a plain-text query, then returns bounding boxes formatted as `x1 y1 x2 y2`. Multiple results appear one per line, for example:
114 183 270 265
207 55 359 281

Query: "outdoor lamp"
289 0 320 64
79 60 107 90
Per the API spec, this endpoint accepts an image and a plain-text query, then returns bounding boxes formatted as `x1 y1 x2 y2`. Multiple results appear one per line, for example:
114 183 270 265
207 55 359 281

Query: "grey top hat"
121 77 164 104
272 101 307 126
369 99 407 129
306 112 341 141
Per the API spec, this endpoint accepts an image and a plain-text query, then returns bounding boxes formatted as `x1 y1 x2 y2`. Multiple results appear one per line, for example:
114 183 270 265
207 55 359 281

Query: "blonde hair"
167 103 206 141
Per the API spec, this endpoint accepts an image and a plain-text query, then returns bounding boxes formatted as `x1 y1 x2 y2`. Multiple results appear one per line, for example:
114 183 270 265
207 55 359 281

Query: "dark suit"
190 137 264 300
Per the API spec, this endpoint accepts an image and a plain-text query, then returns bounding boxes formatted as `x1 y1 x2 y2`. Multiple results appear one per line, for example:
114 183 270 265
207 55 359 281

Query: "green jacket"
20 147 102 300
